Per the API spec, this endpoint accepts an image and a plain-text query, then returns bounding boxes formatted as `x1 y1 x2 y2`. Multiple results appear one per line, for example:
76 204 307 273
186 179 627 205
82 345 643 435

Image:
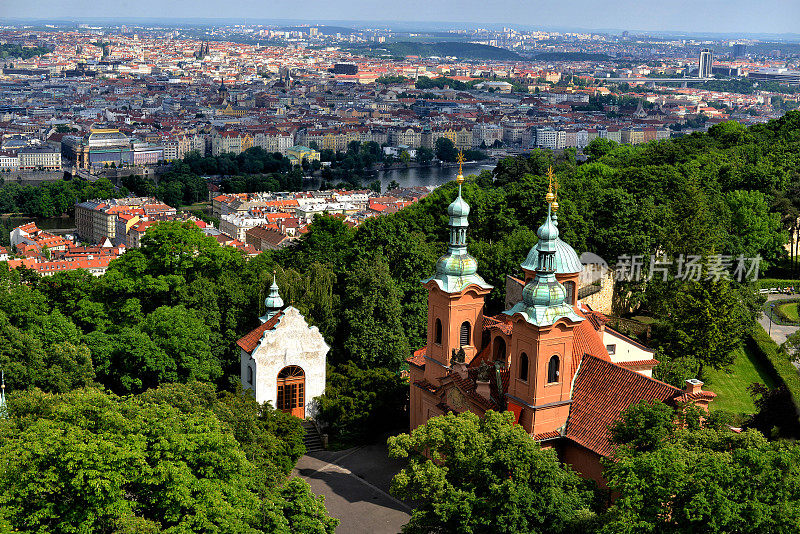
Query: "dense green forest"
365 41 521 60
0 44 50 59
0 176 121 218
3 112 800 530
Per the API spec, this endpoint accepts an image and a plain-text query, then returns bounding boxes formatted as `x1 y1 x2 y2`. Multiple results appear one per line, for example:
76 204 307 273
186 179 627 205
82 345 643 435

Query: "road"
294 443 411 534
758 294 800 345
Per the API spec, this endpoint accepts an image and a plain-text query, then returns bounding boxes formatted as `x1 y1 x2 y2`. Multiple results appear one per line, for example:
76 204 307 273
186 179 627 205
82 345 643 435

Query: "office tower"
732 43 747 58
699 48 713 78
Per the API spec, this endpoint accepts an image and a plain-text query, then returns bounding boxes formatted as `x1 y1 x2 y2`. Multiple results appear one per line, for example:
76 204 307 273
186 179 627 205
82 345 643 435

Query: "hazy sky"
2 0 798 35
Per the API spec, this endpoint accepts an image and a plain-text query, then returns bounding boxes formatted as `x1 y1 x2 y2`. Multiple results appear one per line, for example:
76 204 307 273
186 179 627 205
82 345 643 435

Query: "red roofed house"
408 174 715 486
236 276 329 419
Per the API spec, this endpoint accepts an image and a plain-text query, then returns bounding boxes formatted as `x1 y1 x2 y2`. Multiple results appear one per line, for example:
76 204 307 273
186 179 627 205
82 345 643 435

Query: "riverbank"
0 214 76 233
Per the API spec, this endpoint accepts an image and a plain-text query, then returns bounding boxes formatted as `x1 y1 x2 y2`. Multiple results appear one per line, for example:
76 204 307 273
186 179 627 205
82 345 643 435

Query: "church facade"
408 171 715 484
237 276 329 418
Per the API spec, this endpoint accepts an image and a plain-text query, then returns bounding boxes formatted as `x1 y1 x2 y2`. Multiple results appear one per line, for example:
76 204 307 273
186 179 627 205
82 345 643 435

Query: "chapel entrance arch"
277 365 305 418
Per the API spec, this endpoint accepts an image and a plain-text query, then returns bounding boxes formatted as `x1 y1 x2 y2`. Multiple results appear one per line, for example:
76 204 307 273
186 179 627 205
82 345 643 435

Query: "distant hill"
375 41 520 60
280 25 356 35
529 52 612 61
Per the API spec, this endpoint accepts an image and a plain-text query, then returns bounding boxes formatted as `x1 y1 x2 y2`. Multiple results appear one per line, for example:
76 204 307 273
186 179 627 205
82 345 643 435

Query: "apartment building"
18 146 62 171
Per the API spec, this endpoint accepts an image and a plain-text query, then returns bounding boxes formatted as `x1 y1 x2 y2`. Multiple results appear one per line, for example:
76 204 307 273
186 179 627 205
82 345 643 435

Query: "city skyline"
2 0 800 36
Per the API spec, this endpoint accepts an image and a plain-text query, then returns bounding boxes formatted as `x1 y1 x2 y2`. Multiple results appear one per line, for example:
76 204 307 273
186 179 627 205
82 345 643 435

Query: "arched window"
564 281 576 305
493 337 506 362
460 321 471 347
548 355 560 383
435 318 442 345
247 365 253 385
519 352 529 381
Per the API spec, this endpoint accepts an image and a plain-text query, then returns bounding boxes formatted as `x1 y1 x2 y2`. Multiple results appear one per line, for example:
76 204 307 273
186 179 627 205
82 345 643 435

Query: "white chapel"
237 275 329 418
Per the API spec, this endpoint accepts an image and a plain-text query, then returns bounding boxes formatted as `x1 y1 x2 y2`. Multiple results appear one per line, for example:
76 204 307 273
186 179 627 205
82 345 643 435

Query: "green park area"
778 301 800 322
705 345 777 414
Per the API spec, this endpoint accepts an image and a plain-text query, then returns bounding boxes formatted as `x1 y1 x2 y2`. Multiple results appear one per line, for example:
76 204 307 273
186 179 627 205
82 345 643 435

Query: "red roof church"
407 169 715 485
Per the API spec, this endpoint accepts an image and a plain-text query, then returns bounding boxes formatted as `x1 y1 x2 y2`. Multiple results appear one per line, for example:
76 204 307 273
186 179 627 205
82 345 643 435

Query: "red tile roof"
408 346 426 368
565 355 682 457
483 314 513 335
571 311 611 370
468 343 492 368
674 389 717 404
236 311 284 353
618 359 660 369
533 430 561 441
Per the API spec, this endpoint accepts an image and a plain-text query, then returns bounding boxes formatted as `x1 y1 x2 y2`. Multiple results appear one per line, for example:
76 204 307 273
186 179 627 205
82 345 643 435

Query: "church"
407 168 716 484
237 274 329 419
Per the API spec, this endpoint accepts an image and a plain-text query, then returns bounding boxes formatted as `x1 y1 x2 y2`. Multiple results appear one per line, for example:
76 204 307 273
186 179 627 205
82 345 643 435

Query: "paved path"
758 294 800 345
294 443 411 534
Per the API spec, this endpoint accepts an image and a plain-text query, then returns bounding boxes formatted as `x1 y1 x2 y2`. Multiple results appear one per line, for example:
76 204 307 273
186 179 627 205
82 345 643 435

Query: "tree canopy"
0 384 336 533
388 411 597 534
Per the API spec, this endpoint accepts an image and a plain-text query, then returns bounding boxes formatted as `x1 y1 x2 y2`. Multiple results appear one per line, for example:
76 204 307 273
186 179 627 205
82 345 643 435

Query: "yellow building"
286 145 321 165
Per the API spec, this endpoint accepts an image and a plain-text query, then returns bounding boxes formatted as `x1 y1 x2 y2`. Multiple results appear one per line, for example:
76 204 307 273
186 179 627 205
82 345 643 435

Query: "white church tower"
237 273 328 418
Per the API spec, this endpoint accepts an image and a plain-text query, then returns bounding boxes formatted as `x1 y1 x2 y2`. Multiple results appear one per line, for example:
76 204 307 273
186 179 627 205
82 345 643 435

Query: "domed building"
408 172 716 485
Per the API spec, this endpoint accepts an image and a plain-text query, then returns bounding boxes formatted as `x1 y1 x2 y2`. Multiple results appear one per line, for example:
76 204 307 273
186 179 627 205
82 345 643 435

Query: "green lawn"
778 302 800 322
704 345 777 414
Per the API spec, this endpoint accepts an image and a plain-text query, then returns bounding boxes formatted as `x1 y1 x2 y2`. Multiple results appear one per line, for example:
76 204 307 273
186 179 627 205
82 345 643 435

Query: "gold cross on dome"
456 150 465 183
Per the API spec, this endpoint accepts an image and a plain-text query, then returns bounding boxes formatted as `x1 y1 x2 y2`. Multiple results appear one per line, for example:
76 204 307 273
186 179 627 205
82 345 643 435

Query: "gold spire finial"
552 178 560 212
456 150 465 184
545 166 555 203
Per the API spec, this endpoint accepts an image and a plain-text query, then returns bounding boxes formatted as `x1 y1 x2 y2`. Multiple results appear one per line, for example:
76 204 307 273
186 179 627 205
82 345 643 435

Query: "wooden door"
276 365 305 418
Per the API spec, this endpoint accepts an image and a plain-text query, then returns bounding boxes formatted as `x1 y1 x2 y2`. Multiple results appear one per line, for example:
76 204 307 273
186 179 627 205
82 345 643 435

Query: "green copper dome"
448 188 471 218
447 183 470 226
536 207 559 250
505 204 583 327
523 275 567 307
261 273 284 323
423 183 492 294
504 272 583 327
521 238 582 274
436 254 478 277
521 211 582 274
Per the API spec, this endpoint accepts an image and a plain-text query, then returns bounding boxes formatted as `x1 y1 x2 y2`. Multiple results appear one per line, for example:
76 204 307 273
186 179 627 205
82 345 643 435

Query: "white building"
603 328 657 377
18 146 61 171
219 213 268 242
0 151 19 171
237 278 328 418
535 127 566 150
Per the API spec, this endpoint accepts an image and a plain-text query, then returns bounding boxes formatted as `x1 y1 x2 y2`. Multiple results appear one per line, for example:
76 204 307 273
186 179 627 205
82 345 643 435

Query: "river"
0 163 496 232
372 162 497 189
1 215 75 233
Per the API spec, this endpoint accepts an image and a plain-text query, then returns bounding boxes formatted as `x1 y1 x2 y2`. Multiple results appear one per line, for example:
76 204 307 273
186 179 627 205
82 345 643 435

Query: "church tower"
420 155 492 385
519 169 581 305
503 187 584 436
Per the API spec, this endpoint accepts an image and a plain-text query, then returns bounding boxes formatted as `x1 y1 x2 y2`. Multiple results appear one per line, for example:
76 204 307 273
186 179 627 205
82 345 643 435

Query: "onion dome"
448 191 471 219
521 209 582 275
523 275 567 308
261 272 284 323
504 271 582 327
422 181 492 294
505 200 582 327
536 204 559 251
436 253 479 278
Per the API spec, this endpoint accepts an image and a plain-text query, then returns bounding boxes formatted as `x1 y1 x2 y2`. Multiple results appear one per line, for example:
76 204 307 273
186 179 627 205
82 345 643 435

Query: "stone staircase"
301 419 325 452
